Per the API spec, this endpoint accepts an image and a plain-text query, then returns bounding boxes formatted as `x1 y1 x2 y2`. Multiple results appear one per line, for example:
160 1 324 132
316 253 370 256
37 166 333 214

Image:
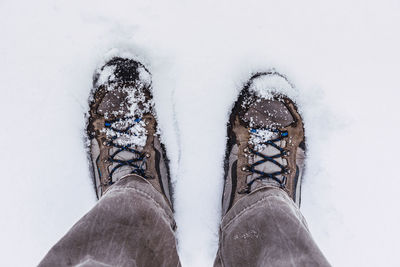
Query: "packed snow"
248 72 297 101
248 129 276 151
1 0 399 266
102 117 148 147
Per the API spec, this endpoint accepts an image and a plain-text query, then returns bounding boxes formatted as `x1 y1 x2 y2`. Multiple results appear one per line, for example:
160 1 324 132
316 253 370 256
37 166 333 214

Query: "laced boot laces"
102 116 150 186
239 128 289 194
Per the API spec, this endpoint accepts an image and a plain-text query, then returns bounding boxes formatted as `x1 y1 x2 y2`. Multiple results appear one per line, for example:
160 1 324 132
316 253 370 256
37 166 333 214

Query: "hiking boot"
222 72 306 215
86 57 173 207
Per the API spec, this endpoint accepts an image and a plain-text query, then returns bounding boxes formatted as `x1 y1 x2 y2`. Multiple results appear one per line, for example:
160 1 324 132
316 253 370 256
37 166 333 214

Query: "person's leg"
40 57 179 266
216 72 330 266
39 175 180 267
214 187 329 267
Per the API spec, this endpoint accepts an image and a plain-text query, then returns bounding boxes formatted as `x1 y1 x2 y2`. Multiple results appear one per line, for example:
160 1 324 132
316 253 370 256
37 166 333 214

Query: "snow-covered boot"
222 72 306 215
86 57 173 207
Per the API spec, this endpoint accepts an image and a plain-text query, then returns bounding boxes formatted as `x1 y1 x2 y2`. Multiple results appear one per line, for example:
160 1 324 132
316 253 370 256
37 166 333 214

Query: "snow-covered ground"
1 0 399 266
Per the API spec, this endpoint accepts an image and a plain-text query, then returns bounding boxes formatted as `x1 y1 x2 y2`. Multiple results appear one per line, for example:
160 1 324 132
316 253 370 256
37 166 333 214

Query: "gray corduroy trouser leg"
214 187 331 267
39 178 329 267
39 175 181 267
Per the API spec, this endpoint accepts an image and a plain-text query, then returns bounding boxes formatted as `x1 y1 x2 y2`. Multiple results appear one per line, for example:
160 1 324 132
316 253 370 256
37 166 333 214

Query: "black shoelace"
239 128 289 194
103 117 148 185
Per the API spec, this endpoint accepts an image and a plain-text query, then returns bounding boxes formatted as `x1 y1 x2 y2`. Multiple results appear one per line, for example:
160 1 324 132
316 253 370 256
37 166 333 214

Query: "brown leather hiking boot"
222 72 306 215
86 57 173 207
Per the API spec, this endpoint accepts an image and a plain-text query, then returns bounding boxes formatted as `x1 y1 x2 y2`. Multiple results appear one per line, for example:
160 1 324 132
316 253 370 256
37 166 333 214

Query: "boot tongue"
104 116 149 183
247 129 287 191
108 147 147 183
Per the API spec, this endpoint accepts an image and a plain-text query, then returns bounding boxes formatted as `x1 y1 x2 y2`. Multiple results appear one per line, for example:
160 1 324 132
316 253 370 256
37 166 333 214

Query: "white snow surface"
96 65 117 86
249 72 297 101
1 0 400 266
